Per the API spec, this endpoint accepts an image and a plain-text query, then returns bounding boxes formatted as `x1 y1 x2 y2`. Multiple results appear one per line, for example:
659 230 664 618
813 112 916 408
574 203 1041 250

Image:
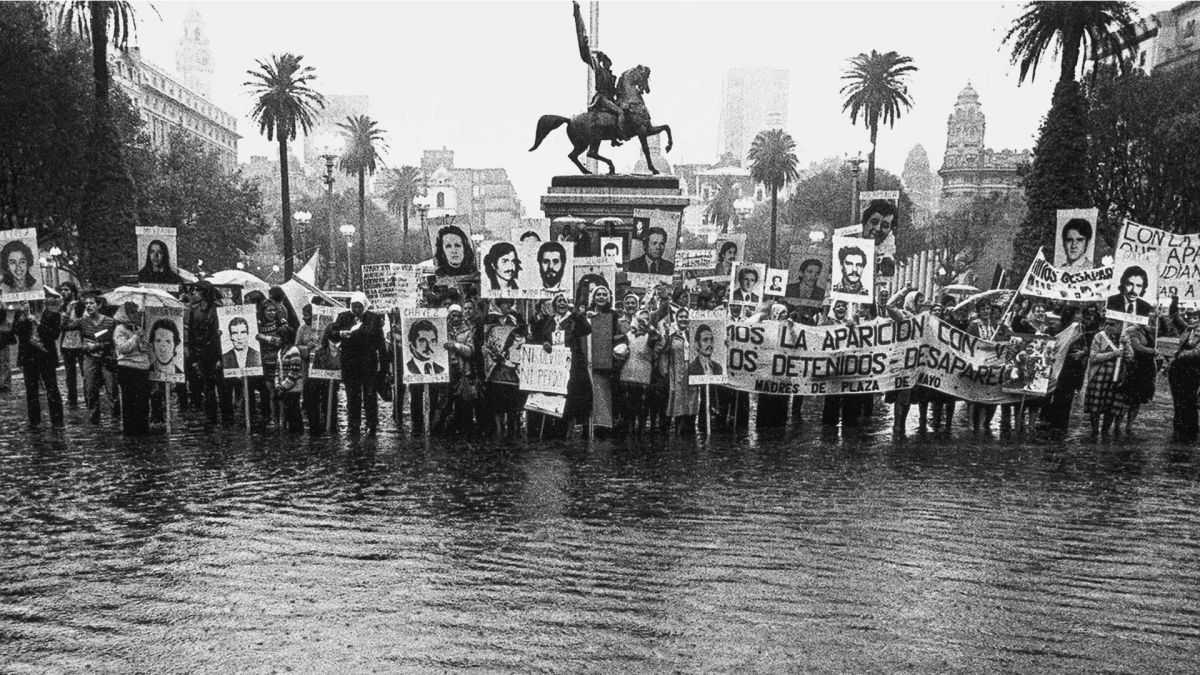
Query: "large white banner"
1018 249 1113 303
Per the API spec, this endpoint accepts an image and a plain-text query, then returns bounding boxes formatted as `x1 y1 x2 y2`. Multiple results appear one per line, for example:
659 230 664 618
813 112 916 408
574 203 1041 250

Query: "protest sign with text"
518 344 572 395
1018 249 1112 302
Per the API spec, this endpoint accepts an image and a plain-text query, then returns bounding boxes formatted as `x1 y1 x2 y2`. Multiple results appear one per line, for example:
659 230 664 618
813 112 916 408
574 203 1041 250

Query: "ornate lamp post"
845 151 865 227
320 149 338 286
339 224 356 289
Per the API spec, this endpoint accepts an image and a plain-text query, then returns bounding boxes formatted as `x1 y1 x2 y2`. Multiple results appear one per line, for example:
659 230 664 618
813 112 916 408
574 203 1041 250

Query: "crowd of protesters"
3 270 1199 443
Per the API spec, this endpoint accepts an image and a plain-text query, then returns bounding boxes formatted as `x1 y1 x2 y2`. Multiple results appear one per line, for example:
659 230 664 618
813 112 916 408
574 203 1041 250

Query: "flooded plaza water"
2 387 1199 672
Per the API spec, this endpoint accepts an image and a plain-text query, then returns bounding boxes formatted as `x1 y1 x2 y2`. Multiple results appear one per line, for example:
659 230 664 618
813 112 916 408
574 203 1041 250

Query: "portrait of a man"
406 318 445 375
1058 217 1094 271
731 266 760 303
483 242 521 291
831 245 869 296
626 226 675 275
149 317 184 380
1106 265 1153 317
537 241 567 289
785 258 826 301
600 236 623 262
221 316 261 371
687 323 723 377
137 239 183 285
433 224 477 277
861 199 896 243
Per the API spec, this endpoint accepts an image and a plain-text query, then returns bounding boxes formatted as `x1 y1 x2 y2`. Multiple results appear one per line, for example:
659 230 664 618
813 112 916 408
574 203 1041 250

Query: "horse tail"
529 115 570 151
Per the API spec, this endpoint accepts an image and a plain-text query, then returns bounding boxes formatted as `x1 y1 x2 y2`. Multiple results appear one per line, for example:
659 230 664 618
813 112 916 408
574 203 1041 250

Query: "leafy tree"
245 53 325 280
1003 1 1139 274
839 50 917 190
1086 63 1200 237
747 129 799 267
141 131 269 273
380 165 422 248
57 0 147 286
925 192 1026 288
337 114 387 283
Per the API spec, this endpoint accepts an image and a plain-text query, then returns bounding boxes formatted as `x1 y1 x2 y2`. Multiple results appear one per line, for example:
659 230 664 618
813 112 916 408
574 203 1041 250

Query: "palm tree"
245 53 325 280
337 114 387 284
839 50 917 191
1004 1 1140 86
703 174 741 234
380 165 421 250
747 129 800 268
56 0 145 285
1002 1 1139 274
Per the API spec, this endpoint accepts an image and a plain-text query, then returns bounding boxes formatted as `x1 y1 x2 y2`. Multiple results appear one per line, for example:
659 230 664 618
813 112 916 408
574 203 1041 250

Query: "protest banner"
687 310 727 385
628 208 680 288
1108 221 1158 325
400 307 450 384
0 228 44 302
217 305 263 378
307 305 342 380
764 268 789 298
1054 208 1099 271
479 239 573 300
724 314 1027 404
145 306 186 383
830 235 874 304
573 257 616 308
1158 231 1200 308
426 217 477 281
1017 249 1112 303
525 392 566 418
362 263 402 310
134 226 183 291
518 344 572 395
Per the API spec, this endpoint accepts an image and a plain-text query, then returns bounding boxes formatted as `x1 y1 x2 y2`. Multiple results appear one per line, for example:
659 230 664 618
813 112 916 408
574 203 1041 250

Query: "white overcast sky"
131 0 1169 209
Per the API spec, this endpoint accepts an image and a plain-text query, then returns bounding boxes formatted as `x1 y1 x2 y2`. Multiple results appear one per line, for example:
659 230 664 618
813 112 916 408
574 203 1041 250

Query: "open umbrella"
207 269 270 293
941 283 980 296
952 288 1014 314
103 285 186 309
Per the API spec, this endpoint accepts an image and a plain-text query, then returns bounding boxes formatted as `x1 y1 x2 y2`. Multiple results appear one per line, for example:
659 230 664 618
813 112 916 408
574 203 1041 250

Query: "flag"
573 1 592 66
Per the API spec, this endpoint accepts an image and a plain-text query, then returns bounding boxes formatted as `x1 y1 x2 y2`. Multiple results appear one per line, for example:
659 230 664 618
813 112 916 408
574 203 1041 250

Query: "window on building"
436 192 445 208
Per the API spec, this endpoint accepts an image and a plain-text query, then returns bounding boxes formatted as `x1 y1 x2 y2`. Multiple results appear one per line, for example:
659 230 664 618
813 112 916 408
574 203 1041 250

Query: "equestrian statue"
529 1 674 175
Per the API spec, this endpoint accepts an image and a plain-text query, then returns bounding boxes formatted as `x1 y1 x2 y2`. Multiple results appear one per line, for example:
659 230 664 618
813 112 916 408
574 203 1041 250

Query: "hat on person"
349 291 369 308
447 303 463 314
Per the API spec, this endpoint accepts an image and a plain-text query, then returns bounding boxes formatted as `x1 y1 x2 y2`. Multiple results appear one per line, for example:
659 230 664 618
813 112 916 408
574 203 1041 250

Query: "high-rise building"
937 83 1030 204
719 67 789 164
112 46 239 171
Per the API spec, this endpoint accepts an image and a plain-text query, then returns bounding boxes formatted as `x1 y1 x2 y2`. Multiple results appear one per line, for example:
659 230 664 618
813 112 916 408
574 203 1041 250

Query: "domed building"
937 83 1030 206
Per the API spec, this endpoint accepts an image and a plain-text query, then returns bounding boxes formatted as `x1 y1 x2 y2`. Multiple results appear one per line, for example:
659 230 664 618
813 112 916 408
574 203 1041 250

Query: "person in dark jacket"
185 281 227 422
328 297 388 435
11 299 65 428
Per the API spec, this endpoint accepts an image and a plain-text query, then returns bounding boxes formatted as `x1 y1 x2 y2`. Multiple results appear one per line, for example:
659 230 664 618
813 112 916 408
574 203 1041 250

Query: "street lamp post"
339 224 356 289
321 153 337 285
846 151 864 228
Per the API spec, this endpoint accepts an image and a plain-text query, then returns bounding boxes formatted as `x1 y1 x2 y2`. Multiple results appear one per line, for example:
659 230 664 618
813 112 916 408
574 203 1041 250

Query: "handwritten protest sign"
361 263 422 310
518 344 572 395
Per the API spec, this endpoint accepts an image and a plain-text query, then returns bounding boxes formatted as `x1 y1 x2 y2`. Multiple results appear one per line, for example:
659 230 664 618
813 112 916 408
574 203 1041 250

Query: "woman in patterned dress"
1084 318 1132 437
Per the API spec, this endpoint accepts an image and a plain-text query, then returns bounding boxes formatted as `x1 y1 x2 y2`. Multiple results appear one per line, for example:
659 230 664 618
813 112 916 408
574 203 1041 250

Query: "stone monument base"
539 174 689 257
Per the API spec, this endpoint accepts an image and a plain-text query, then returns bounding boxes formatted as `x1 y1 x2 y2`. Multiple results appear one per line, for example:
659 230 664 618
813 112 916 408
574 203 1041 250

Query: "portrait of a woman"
137 239 184 285
1 239 38 295
434 225 477 277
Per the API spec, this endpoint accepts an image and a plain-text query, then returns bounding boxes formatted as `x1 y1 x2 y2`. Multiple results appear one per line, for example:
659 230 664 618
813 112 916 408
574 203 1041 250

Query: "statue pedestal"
540 175 689 245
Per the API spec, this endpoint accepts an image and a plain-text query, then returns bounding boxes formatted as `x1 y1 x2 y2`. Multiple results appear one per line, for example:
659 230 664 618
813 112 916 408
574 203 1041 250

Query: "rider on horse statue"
587 50 626 144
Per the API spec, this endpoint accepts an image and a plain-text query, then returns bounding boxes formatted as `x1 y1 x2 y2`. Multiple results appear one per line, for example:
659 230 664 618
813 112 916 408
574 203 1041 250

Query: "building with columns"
937 83 1030 205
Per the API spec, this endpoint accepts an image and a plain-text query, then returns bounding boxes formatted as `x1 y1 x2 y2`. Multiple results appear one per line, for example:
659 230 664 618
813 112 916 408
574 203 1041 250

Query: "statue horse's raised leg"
636 123 675 175
646 123 673 153
586 139 616 175
568 139 590 174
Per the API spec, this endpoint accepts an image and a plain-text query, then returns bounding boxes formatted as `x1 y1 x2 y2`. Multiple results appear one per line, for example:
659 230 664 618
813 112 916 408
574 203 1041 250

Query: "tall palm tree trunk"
89 2 109 103
867 123 879 191
358 168 366 285
277 134 294 279
768 185 779 268
1059 27 1083 85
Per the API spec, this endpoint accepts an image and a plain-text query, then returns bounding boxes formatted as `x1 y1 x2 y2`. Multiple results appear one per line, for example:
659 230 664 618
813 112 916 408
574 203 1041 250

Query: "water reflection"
1 390 1199 671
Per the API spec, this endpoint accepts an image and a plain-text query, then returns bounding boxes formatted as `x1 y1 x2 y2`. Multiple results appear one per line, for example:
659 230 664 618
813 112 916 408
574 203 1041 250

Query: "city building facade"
937 83 1030 205
418 148 524 239
719 67 789 163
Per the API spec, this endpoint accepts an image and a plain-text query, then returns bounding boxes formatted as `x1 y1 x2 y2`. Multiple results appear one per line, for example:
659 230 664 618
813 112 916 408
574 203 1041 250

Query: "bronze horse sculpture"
529 65 673 175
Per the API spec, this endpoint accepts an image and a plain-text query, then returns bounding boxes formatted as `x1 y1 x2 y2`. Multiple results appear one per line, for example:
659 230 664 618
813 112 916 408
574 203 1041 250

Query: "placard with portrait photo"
1054 208 1098 271
426 218 477 281
400 307 450 385
0 228 43 302
687 310 727 386
628 208 681 288
135 226 183 290
599 236 624 264
307 304 342 380
707 233 747 281
572 257 617 310
479 239 574 300
510 219 550 245
830 235 875 305
859 192 899 290
218 305 263 378
145 306 185 383
728 261 766 311
1107 227 1157 326
764 268 789 298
